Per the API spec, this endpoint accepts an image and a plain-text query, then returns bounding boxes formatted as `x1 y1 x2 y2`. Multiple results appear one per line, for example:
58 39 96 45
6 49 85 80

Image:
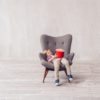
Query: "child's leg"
53 58 61 80
61 58 71 75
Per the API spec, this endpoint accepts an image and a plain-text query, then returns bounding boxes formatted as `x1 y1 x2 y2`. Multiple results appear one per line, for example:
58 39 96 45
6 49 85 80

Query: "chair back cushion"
40 34 72 56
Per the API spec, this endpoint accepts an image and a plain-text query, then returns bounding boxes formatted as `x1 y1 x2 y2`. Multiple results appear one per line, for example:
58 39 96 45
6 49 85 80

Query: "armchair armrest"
65 52 75 65
39 52 54 70
39 52 47 61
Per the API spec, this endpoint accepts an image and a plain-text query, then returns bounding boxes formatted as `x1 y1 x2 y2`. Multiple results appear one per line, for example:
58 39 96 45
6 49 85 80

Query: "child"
43 49 73 86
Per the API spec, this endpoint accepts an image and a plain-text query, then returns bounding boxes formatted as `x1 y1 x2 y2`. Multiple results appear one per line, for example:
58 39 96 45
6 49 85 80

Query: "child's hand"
48 55 55 62
54 54 57 58
52 55 56 59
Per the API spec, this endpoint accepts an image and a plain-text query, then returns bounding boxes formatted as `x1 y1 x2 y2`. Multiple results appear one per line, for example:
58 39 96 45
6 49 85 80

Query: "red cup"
56 49 64 58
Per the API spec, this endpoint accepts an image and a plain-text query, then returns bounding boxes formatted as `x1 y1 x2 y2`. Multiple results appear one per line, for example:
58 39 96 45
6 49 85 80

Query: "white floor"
0 61 100 100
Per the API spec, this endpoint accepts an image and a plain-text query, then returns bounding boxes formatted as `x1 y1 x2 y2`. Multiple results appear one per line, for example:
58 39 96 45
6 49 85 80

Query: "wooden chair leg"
43 68 48 83
64 69 71 83
64 69 67 76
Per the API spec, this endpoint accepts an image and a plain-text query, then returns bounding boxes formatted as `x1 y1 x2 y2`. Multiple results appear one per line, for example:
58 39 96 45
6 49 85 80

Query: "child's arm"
48 55 56 62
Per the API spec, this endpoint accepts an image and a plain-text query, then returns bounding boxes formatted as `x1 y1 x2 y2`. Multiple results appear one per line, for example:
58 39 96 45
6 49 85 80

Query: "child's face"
47 50 52 56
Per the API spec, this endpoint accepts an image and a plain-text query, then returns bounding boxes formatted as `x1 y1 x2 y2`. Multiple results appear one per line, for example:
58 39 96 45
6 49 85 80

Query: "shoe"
70 75 73 78
55 79 59 86
67 75 73 82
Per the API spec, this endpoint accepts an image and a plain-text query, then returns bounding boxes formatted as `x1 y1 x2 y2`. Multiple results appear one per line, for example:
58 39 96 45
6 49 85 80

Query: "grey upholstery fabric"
39 34 74 71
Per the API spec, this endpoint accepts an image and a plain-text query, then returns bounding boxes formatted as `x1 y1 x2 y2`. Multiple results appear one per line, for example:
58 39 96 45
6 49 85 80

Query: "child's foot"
67 75 73 82
55 79 59 86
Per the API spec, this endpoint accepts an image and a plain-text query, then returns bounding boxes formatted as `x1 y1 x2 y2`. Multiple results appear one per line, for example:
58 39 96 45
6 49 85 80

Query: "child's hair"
42 50 48 54
42 49 52 55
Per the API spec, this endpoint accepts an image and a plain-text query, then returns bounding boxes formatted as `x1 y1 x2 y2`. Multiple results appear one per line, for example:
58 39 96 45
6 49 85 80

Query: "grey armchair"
39 34 74 83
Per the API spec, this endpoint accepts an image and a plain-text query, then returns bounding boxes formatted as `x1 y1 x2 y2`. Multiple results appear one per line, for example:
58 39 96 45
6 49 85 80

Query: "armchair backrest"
40 34 72 56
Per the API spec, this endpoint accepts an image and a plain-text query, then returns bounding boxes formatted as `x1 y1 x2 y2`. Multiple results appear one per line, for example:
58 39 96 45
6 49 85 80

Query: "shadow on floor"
59 74 87 86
